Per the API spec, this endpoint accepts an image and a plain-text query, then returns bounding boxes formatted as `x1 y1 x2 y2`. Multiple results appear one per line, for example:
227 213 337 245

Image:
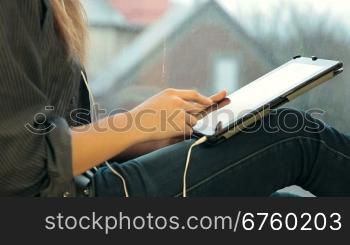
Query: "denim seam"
308 138 350 160
174 135 350 197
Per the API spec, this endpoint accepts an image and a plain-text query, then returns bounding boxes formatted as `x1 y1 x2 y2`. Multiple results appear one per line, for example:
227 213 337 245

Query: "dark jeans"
94 108 350 197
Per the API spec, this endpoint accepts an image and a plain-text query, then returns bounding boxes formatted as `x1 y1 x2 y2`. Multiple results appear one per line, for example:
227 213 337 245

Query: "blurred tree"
235 1 350 133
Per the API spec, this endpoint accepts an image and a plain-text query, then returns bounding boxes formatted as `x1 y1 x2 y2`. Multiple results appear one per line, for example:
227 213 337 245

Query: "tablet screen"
194 62 326 135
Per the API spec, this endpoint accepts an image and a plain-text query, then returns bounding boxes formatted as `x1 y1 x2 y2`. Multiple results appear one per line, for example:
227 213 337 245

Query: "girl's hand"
130 88 225 142
210 90 227 104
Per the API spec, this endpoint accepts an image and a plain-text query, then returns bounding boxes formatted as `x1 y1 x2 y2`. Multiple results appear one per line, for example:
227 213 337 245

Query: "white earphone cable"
81 71 208 198
182 136 207 197
81 71 129 197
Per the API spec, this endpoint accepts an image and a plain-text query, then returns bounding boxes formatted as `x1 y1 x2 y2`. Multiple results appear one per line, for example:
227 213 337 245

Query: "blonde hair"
51 0 88 64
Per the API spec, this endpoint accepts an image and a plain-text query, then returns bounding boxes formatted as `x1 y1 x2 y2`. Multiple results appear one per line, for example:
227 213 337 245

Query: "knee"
265 108 325 134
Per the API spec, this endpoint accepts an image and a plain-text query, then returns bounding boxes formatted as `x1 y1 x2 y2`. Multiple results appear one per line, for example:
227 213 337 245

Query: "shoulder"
0 0 42 14
0 0 45 53
0 0 43 31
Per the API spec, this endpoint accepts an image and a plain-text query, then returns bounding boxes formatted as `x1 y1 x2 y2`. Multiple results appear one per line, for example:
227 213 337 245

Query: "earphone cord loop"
81 71 130 197
80 71 208 198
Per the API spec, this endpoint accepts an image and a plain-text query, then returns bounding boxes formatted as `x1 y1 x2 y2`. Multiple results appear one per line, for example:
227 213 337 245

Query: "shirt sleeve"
0 1 77 196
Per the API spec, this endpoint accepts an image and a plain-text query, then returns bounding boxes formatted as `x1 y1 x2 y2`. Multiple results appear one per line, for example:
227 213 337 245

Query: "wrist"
117 110 149 145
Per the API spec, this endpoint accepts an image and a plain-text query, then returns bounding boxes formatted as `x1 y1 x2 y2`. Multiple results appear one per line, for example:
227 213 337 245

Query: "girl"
0 0 349 197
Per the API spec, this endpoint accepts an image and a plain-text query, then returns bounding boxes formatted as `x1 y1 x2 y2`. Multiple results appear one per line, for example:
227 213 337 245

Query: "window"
212 57 239 94
84 0 349 196
85 0 350 134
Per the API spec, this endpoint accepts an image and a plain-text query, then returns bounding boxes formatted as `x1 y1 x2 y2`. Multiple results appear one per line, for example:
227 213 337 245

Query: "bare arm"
108 90 228 162
71 89 226 176
71 112 144 176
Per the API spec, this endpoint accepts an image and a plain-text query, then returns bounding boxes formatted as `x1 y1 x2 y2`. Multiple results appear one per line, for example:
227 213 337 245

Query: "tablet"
193 56 343 143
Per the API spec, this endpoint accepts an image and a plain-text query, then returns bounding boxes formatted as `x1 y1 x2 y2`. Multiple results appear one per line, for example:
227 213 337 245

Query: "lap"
94 108 350 197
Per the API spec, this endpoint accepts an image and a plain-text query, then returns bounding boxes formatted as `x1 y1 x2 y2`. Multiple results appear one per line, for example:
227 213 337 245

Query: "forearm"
71 113 144 176
70 89 225 175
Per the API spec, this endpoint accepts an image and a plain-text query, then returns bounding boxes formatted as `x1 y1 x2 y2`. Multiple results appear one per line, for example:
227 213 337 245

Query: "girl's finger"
210 90 227 103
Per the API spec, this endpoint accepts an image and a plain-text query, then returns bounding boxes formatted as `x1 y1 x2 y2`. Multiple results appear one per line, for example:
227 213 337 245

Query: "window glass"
84 0 350 134
212 57 239 94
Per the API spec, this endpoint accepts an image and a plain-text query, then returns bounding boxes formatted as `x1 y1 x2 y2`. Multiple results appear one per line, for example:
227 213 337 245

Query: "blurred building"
109 0 170 26
82 0 170 80
87 0 274 111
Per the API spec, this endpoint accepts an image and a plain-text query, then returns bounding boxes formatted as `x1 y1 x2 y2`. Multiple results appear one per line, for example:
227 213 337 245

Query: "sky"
173 0 350 28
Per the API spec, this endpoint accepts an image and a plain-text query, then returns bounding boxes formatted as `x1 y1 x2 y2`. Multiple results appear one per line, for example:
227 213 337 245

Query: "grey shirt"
0 0 90 196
